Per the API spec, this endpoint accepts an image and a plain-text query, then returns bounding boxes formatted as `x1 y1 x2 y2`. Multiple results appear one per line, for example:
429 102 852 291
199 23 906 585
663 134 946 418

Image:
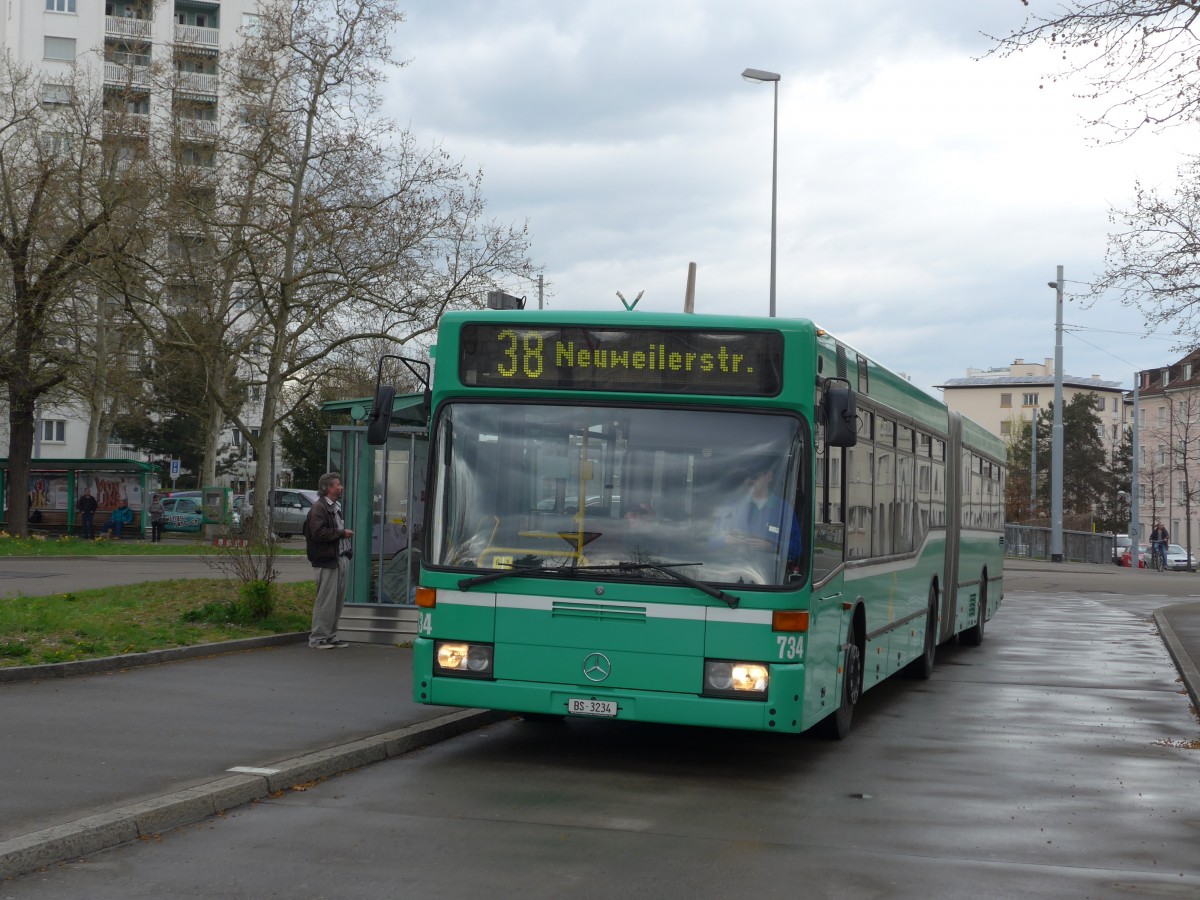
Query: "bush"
182 582 274 626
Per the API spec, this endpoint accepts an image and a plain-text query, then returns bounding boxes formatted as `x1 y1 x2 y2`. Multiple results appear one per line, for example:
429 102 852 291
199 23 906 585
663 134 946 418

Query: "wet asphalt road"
6 568 1199 899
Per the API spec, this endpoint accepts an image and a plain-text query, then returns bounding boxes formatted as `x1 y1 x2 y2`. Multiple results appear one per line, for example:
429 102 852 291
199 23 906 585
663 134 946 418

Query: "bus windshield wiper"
458 565 586 591
596 562 740 609
457 561 739 606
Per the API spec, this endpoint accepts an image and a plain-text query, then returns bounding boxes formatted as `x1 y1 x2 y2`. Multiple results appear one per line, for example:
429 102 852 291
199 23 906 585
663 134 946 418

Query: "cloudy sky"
382 1 1194 395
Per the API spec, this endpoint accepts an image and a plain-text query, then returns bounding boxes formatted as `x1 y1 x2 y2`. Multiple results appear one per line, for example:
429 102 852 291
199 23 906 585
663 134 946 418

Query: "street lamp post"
1048 267 1065 562
741 67 781 318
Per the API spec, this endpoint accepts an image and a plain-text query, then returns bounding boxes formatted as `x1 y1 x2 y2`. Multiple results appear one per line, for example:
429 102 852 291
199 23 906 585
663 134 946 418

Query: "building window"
40 132 72 156
40 420 66 442
40 83 73 105
43 36 77 61
1094 394 1105 411
1000 421 1011 436
999 393 1012 408
1157 407 1166 427
45 0 76 11
1022 392 1039 406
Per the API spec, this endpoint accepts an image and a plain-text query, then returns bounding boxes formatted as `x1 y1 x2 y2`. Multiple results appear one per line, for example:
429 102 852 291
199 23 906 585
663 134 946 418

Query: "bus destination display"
459 324 783 396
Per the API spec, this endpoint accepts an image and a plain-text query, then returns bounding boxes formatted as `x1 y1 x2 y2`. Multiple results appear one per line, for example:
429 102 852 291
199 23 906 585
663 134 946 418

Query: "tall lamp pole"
742 67 781 317
1048 267 1065 563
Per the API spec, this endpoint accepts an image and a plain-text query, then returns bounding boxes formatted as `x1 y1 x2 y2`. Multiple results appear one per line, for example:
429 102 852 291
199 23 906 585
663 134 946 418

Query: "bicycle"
1152 541 1166 572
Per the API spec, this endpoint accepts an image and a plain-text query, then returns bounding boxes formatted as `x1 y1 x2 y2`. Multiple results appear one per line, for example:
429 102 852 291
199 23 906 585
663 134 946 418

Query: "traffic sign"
170 459 181 478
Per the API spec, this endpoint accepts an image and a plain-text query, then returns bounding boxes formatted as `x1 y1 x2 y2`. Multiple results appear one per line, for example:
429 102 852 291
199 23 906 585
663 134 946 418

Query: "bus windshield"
428 402 807 587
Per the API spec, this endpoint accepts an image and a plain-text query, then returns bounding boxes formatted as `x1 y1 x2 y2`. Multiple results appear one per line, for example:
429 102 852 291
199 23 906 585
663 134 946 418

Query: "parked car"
1165 543 1197 571
1120 543 1149 568
240 489 319 536
1112 533 1131 566
160 496 204 533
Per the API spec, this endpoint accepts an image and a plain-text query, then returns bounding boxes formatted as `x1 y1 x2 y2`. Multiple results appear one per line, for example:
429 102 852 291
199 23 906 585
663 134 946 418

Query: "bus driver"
714 461 802 566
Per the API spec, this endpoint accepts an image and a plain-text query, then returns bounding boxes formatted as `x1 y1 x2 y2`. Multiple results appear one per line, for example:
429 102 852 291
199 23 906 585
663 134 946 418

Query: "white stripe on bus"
436 590 773 624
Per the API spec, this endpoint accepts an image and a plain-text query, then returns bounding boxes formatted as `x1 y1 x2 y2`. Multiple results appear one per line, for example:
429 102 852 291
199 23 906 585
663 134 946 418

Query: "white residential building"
1 0 265 487
937 357 1127 459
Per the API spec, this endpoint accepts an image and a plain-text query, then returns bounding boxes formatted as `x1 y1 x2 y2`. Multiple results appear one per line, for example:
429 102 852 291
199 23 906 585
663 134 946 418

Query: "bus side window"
813 398 845 583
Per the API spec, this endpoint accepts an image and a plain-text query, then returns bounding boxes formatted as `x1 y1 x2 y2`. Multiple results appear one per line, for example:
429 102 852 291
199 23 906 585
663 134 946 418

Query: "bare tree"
1085 156 1200 338
177 0 535 537
989 1 1200 138
0 57 147 535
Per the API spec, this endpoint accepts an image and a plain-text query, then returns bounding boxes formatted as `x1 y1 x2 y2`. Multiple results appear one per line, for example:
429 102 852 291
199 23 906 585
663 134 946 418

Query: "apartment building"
937 357 1127 457
0 0 265 484
1132 349 1200 548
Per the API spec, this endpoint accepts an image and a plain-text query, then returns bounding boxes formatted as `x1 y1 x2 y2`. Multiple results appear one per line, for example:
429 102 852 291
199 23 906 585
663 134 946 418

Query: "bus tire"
822 624 862 740
960 576 987 647
906 583 938 680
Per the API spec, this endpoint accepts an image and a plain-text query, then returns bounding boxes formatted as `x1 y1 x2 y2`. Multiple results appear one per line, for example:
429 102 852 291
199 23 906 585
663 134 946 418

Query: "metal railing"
105 15 152 40
1004 525 1114 564
174 24 220 48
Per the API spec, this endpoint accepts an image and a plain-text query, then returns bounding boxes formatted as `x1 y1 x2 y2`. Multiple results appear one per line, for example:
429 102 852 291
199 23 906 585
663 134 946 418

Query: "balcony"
103 110 151 136
177 118 219 141
103 62 151 89
105 15 152 40
175 24 220 50
176 71 219 97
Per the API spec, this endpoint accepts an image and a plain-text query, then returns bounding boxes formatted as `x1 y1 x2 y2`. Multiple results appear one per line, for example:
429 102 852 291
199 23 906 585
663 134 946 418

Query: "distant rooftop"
937 356 1122 391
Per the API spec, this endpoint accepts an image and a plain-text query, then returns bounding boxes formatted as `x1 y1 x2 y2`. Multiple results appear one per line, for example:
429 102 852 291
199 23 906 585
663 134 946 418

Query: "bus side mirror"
366 385 396 446
823 382 858 447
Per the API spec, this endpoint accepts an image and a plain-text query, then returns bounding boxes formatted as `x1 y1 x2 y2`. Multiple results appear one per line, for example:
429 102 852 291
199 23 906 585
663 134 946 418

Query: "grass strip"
0 578 316 668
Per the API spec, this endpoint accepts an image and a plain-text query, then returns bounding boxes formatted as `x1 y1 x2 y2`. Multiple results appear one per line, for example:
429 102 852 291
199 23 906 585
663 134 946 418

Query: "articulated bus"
369 310 1005 738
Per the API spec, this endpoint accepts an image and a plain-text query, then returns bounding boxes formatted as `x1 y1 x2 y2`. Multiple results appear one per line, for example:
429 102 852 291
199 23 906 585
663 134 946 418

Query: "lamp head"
1047 281 1058 289
742 68 781 83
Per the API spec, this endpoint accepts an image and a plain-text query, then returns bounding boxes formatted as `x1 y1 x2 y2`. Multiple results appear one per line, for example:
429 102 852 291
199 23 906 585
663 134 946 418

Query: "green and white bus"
370 310 1005 738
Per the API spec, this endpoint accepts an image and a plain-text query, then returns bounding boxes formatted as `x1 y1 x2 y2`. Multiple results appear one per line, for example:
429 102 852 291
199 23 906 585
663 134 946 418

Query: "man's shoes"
328 640 350 648
311 642 337 650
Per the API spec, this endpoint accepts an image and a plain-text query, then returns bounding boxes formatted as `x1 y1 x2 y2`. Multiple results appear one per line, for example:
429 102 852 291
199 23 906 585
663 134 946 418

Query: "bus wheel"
823 626 862 740
906 583 938 680
960 577 987 647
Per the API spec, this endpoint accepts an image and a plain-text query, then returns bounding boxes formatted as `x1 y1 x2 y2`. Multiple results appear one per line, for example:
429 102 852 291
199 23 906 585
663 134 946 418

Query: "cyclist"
1149 521 1171 570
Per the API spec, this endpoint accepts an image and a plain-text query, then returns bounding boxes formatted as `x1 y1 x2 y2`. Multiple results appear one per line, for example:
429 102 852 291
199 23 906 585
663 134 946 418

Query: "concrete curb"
0 633 309 683
0 708 508 879
1154 607 1200 715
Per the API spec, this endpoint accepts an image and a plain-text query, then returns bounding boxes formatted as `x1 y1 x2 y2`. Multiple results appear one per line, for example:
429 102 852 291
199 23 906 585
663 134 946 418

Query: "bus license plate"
568 698 617 717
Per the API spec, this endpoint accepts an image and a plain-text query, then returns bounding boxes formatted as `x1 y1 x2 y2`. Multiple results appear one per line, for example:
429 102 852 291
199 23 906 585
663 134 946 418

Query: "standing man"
77 487 98 540
148 493 166 543
303 472 353 649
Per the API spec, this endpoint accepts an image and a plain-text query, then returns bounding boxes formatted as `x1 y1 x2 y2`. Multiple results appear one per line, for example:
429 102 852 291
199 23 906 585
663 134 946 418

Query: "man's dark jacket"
303 497 341 569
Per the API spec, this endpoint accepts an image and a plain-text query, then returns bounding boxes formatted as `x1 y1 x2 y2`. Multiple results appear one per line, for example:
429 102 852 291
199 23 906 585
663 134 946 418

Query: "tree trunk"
201 393 223 488
6 382 37 538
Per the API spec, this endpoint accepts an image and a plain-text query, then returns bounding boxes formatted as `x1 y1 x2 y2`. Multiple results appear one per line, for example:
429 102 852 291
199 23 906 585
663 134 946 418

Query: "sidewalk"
2 561 1198 881
0 640 504 878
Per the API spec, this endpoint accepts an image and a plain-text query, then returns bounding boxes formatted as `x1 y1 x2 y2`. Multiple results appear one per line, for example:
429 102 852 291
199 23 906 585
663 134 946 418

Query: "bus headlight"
703 660 769 699
434 641 494 678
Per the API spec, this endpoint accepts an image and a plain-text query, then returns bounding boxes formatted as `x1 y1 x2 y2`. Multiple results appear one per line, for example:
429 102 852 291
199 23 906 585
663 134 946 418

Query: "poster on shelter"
28 474 69 511
78 474 144 510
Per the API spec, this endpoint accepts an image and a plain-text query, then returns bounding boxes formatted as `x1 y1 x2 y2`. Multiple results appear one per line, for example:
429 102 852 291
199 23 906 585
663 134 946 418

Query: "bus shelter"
321 393 429 643
0 458 159 536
